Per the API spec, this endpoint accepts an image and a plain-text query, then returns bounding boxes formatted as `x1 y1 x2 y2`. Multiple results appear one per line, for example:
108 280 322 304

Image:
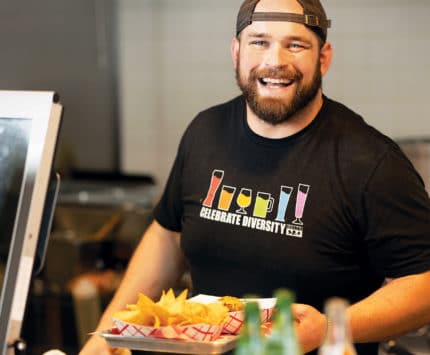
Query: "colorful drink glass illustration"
275 185 293 222
202 170 224 207
253 192 274 218
292 184 310 225
236 188 252 214
218 185 236 211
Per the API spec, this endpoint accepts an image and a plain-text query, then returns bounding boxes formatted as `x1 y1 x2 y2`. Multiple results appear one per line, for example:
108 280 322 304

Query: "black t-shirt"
154 95 430 354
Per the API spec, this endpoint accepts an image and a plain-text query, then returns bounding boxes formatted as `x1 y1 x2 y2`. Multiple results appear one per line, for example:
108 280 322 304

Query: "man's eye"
250 40 268 47
287 43 306 51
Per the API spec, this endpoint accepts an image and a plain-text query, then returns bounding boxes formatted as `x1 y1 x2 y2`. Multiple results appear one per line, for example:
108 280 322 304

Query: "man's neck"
246 91 324 139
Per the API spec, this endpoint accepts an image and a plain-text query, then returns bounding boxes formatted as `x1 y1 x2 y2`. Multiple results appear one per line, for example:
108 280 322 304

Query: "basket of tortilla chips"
112 289 275 340
112 289 228 341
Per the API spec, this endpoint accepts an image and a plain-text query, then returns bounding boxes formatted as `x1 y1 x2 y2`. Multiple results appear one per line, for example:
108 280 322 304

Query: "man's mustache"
250 67 302 81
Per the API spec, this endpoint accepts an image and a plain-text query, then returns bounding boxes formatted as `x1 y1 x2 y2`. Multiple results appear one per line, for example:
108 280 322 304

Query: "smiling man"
81 1 430 354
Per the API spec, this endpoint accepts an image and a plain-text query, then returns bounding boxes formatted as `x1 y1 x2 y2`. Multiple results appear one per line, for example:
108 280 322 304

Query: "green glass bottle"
318 298 357 355
234 301 265 355
265 289 302 355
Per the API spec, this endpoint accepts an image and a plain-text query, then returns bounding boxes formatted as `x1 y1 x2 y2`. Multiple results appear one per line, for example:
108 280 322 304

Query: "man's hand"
293 303 327 353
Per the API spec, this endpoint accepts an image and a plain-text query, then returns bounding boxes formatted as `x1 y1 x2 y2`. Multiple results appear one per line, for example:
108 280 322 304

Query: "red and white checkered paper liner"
113 318 223 342
112 295 276 341
222 307 274 335
189 294 276 335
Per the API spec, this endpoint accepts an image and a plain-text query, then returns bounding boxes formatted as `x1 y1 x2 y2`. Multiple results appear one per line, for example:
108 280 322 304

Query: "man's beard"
236 61 322 125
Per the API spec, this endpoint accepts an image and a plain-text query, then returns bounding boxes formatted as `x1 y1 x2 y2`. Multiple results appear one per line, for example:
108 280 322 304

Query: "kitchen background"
0 0 429 354
1 0 429 186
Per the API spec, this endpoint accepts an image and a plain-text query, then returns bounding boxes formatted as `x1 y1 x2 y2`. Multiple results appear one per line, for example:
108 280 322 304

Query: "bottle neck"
328 317 350 343
320 299 357 355
274 305 295 335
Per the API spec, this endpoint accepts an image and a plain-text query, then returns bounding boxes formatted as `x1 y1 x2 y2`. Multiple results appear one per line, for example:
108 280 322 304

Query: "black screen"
0 117 31 291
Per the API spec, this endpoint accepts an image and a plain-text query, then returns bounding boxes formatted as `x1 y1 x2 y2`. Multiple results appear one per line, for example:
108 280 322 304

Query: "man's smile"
258 77 295 88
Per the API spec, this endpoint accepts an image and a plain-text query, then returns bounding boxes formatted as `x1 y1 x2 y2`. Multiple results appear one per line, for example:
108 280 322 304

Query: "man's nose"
263 44 289 67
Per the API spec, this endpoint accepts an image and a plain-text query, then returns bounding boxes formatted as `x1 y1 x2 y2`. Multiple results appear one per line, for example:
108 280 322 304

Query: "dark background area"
0 0 119 175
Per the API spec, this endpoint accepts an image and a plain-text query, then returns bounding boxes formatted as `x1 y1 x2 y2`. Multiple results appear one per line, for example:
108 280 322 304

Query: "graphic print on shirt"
217 185 236 211
253 192 274 218
275 185 293 222
200 169 311 238
292 183 310 225
202 169 224 207
235 188 252 214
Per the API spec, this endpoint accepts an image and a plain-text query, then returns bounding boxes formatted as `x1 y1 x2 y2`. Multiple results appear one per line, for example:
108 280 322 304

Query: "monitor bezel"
0 91 62 352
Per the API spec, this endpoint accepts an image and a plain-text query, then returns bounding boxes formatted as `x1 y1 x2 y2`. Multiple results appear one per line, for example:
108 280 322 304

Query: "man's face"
233 2 325 125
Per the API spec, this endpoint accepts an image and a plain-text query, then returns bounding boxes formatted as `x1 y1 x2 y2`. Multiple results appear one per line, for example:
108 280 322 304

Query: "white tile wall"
117 0 242 185
118 0 430 185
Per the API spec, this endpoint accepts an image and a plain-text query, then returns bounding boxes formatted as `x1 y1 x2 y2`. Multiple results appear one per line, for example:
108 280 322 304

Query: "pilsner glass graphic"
292 184 310 225
218 185 236 211
253 192 274 218
202 169 224 207
275 185 293 222
235 188 252 214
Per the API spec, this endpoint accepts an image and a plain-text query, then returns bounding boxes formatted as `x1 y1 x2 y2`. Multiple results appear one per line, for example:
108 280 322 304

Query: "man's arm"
349 270 430 342
79 220 186 354
294 270 430 353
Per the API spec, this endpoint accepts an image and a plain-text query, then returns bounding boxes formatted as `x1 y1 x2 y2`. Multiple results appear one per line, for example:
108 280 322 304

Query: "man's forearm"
94 221 186 332
348 270 430 343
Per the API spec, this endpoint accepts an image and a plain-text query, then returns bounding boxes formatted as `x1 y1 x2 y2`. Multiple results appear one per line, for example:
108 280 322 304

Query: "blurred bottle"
265 289 302 355
234 301 265 355
318 297 357 355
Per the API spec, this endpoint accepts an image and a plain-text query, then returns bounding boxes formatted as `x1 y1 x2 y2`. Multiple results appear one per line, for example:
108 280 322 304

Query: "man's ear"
320 41 333 77
231 36 240 70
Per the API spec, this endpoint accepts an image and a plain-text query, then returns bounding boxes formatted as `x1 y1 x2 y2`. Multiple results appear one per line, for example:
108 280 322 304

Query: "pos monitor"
0 91 62 354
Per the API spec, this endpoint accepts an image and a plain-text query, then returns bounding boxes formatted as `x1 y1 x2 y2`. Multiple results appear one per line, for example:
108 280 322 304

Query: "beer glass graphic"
235 188 252 214
202 169 224 207
218 185 236 211
292 184 310 225
275 185 293 222
253 192 274 218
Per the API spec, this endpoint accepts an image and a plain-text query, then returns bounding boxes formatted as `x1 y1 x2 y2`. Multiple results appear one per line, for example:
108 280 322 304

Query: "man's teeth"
261 78 293 85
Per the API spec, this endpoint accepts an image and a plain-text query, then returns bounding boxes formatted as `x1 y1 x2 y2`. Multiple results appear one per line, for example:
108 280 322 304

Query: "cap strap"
251 12 331 29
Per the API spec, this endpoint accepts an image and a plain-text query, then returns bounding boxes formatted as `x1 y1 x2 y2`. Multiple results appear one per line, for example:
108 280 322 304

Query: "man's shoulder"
324 96 396 152
182 95 244 136
320 97 405 180
179 95 244 148
323 96 367 128
195 95 244 120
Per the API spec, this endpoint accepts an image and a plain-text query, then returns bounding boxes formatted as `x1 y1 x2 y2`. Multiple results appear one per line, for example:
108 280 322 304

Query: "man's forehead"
242 21 316 43
254 0 304 14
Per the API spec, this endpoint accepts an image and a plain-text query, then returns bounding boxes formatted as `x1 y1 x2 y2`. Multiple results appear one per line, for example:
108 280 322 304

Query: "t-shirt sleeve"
152 140 186 232
363 146 430 278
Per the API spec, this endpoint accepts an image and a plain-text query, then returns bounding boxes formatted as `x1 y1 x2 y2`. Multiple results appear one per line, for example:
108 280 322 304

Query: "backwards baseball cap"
236 0 331 42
